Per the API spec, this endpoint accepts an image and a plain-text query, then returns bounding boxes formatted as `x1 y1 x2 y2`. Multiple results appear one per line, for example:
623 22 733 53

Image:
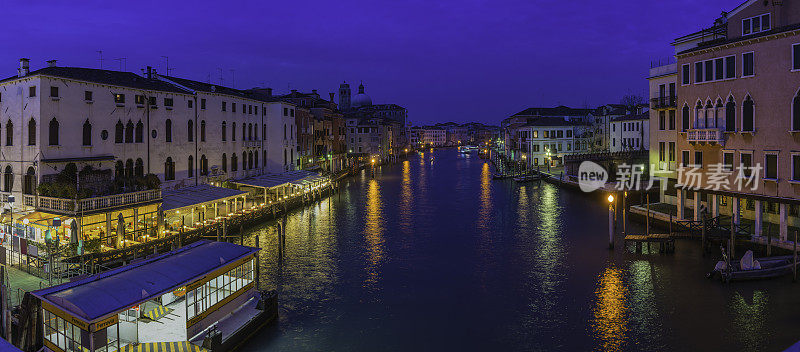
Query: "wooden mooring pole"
794 230 798 283
701 213 706 256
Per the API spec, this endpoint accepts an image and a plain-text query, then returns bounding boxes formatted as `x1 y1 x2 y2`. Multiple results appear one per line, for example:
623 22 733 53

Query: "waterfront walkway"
631 202 800 250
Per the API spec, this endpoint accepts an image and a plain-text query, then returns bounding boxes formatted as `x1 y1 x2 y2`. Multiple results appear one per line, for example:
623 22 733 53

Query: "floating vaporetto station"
30 240 276 352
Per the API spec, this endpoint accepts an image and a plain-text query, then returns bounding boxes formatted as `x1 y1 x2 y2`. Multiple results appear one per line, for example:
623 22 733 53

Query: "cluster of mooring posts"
607 192 676 254
606 189 800 284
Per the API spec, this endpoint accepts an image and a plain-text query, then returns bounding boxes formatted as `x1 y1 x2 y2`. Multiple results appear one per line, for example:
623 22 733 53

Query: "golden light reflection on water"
477 162 492 231
364 179 385 289
400 160 412 229
591 266 628 352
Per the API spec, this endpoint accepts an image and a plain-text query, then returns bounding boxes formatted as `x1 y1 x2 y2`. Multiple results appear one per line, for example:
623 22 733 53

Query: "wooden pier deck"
624 233 676 253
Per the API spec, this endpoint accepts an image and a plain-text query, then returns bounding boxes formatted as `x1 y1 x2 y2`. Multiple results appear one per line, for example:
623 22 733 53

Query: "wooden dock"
624 233 675 253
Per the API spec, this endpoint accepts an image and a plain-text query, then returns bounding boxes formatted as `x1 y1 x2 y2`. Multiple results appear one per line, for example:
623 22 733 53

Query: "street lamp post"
608 194 615 249
371 158 376 178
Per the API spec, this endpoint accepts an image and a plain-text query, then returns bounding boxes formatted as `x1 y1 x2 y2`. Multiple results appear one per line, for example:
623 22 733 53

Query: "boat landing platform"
624 233 676 253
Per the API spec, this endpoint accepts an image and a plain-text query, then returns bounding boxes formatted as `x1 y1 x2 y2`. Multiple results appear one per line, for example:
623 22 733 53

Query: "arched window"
232 122 236 141
681 105 689 132
28 118 36 145
187 120 194 142
242 124 246 141
242 152 247 170
254 151 258 168
222 122 227 141
125 159 134 178
48 118 59 145
254 124 258 140
231 154 238 171
82 120 92 146
135 120 144 143
115 160 124 179
115 121 124 143
200 120 206 142
742 96 754 132
694 101 703 129
725 97 736 132
263 151 267 168
248 123 252 141
23 167 36 195
704 100 713 128
135 158 144 178
263 125 266 140
248 151 253 169
164 157 175 180
5 121 12 146
188 155 194 177
283 149 287 165
200 155 208 175
3 165 13 192
793 91 800 131
222 153 227 172
165 119 172 142
715 99 723 129
283 124 287 140
125 120 134 143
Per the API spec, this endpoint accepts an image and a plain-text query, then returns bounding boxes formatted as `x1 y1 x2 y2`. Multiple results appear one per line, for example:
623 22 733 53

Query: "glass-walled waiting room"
186 257 255 324
34 241 260 352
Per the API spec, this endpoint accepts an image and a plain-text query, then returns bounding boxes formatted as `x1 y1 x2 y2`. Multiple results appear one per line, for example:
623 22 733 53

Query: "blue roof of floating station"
32 240 259 323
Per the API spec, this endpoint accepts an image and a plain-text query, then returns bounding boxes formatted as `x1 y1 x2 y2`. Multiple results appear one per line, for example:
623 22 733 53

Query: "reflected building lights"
364 179 385 289
400 160 413 231
591 266 628 352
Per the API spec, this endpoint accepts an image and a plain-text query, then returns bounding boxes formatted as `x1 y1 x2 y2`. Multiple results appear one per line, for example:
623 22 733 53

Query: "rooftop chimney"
329 92 335 102
18 58 30 77
311 89 317 94
266 88 272 97
46 60 57 67
146 66 153 79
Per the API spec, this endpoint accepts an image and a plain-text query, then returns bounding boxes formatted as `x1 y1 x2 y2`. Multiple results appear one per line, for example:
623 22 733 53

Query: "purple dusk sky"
3 0 734 125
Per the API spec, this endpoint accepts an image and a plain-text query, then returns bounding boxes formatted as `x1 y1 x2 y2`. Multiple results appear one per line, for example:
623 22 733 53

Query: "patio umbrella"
157 205 164 234
69 219 79 245
116 213 124 248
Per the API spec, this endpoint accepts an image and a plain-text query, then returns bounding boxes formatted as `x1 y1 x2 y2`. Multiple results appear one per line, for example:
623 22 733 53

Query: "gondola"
492 173 513 180
707 249 798 282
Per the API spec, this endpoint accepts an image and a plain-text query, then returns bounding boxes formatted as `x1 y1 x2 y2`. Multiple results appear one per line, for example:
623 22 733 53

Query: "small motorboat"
492 173 513 180
707 249 797 282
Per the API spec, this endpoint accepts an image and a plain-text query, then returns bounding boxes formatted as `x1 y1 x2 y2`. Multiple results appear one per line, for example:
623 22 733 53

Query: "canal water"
241 149 799 352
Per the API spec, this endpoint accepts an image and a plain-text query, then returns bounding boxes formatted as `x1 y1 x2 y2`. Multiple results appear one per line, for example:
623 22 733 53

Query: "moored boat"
707 249 798 282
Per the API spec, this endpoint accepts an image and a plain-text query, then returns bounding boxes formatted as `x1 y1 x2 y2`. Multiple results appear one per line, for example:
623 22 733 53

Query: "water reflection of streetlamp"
608 194 615 249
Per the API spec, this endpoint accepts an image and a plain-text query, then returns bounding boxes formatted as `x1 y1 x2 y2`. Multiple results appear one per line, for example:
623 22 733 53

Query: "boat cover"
740 250 762 270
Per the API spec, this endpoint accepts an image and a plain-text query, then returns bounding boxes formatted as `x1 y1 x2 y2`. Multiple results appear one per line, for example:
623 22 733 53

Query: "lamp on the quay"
607 194 615 249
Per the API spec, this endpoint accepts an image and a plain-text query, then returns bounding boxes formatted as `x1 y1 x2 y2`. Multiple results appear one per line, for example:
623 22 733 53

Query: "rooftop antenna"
229 69 235 88
96 51 104 69
207 73 211 84
217 68 224 86
161 56 169 76
114 58 127 71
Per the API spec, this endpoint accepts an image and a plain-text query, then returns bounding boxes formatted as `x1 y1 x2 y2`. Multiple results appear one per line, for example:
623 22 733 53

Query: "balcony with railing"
243 140 261 148
687 128 725 145
651 96 677 109
32 189 162 215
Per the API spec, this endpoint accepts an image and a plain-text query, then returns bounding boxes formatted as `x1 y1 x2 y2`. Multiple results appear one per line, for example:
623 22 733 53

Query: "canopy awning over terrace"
161 184 247 211
231 171 320 190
